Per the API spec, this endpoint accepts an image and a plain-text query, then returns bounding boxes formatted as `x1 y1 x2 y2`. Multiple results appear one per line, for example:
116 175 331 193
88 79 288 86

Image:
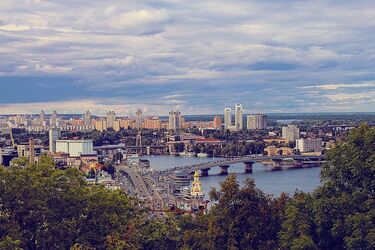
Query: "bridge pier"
201 168 210 177
146 146 151 156
244 161 254 173
272 159 282 171
219 165 230 175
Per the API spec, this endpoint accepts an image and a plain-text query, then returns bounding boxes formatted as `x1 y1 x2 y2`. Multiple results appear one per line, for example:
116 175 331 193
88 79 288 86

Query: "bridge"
94 144 166 155
156 155 326 176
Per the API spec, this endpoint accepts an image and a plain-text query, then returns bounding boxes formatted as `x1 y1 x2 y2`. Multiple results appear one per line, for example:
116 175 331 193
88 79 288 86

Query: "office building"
235 104 243 130
84 110 91 126
224 108 231 129
135 109 142 130
106 111 116 128
49 128 61 153
282 125 300 143
296 138 322 153
168 110 182 131
247 114 267 130
56 140 94 157
213 116 222 129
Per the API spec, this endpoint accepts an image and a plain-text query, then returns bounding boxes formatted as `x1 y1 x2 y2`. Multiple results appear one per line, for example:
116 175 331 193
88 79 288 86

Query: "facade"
106 111 116 129
56 140 94 157
39 111 46 126
296 138 322 153
120 119 132 129
213 116 222 129
247 114 267 130
49 128 61 153
144 117 161 129
282 125 300 143
113 120 121 131
84 110 91 126
224 108 231 129
235 104 243 130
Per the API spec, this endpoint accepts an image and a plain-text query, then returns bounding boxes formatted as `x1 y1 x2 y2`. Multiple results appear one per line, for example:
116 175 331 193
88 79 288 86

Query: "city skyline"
1 1 375 114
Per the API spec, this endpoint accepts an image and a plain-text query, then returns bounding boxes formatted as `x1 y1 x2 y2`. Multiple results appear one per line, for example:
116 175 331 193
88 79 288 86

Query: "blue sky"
0 0 374 115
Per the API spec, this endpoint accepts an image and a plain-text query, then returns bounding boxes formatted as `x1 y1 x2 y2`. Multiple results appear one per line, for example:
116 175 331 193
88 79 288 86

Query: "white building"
49 128 61 153
282 125 300 143
247 114 267 130
296 138 322 153
168 110 182 131
56 140 94 157
84 110 91 126
234 104 243 130
224 108 232 129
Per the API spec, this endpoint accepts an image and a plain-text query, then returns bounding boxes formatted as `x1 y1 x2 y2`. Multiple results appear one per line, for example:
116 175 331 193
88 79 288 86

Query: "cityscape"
0 0 374 249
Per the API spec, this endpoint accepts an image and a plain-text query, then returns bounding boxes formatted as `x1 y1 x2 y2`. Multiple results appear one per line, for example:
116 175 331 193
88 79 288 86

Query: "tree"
174 142 185 153
0 160 143 249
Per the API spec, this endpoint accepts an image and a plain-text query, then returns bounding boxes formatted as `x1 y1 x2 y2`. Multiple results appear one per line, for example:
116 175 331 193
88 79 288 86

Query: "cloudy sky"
0 0 375 115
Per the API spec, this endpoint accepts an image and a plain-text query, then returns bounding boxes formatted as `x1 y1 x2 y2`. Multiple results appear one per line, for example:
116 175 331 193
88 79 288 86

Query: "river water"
141 155 321 198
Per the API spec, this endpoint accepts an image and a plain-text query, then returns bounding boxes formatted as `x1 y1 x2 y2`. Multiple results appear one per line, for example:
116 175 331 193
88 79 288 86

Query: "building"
120 119 132 129
213 116 222 129
106 111 116 129
144 117 161 129
83 110 91 126
50 111 58 127
296 138 322 153
224 108 231 129
113 120 121 131
172 170 190 196
191 169 203 198
135 109 142 130
49 128 61 153
95 120 107 132
39 111 46 126
56 140 94 157
264 146 293 156
235 104 243 130
168 110 182 131
282 125 300 143
247 114 267 130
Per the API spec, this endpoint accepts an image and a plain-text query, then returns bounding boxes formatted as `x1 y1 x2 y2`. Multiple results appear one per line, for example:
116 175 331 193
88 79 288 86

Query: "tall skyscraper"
224 108 231 129
50 110 57 127
49 128 61 153
282 125 300 143
247 114 267 130
135 109 143 130
106 111 116 129
84 110 91 126
235 104 243 130
39 111 45 126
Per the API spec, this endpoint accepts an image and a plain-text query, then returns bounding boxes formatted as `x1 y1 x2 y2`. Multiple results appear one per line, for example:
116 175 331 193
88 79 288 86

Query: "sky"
0 0 375 115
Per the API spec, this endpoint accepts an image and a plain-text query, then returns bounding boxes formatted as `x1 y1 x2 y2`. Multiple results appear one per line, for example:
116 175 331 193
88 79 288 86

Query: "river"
141 155 322 198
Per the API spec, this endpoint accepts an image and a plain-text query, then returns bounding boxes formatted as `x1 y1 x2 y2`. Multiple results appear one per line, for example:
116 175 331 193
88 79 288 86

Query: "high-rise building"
39 111 46 126
49 128 61 153
120 119 132 129
235 104 243 130
144 117 161 129
247 114 267 130
213 116 222 129
224 108 231 129
106 111 116 128
84 110 91 126
282 125 300 143
95 120 107 132
50 111 58 127
135 109 143 130
113 120 121 132
296 138 322 153
168 110 182 132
